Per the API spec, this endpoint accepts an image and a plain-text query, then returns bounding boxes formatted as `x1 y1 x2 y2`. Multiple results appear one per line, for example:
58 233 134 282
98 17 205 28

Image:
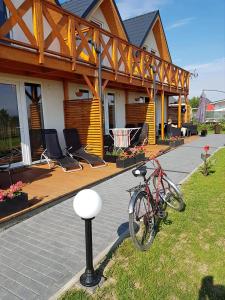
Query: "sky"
60 0 225 101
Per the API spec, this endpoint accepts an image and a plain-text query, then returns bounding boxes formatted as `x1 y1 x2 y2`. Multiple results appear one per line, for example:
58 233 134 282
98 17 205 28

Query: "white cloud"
184 58 225 101
116 0 170 19
166 17 194 30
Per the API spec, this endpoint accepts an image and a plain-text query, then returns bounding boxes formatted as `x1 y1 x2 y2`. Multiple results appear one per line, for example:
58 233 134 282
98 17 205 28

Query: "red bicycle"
127 156 184 251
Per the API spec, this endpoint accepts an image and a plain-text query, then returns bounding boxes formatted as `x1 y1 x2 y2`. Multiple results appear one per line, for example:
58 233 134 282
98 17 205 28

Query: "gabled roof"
61 0 98 18
61 0 128 40
123 11 171 62
123 11 158 47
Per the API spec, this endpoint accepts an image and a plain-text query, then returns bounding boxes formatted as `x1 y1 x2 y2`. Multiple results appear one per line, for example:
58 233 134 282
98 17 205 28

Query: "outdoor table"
109 128 141 149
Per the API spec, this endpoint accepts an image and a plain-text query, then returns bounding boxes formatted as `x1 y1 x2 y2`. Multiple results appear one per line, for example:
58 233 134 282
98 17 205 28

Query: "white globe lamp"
73 189 102 287
73 189 102 219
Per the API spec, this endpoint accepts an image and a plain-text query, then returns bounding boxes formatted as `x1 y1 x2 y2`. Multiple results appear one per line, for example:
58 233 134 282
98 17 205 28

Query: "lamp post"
73 189 102 287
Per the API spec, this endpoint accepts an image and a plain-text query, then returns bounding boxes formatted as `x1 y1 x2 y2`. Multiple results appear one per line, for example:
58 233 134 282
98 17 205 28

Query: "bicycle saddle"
132 166 147 177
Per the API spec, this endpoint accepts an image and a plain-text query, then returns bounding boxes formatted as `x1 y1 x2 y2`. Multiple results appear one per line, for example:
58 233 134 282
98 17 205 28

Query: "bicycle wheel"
129 191 156 251
153 175 184 211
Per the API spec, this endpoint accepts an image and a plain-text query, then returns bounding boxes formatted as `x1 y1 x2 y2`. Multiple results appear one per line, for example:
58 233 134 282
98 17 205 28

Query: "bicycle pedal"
157 210 167 219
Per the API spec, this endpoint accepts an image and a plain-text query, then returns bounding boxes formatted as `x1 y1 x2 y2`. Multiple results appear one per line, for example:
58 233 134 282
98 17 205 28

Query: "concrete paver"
0 134 224 299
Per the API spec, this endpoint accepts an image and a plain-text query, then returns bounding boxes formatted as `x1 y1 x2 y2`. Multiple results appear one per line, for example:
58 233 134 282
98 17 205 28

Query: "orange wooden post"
184 94 189 123
178 94 182 128
33 0 44 64
68 16 76 71
112 38 118 80
161 90 165 140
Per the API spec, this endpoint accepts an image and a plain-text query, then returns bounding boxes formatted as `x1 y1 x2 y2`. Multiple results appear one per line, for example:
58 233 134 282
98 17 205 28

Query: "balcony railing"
0 0 190 92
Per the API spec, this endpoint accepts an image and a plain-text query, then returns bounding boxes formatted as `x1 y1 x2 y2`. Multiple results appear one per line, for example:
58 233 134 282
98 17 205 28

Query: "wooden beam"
83 75 98 98
68 16 76 71
63 80 69 100
161 90 165 140
184 94 189 123
102 79 109 92
33 0 44 64
125 90 129 104
178 94 182 128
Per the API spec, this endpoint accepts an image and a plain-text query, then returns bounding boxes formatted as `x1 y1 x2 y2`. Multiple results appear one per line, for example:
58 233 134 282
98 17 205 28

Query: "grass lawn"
61 148 225 300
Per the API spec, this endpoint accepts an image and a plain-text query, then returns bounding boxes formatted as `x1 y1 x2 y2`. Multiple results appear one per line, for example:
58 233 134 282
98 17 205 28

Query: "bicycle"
127 155 184 251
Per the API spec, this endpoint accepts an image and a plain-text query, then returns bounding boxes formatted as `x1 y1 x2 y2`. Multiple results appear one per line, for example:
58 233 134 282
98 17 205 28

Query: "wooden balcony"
0 0 190 95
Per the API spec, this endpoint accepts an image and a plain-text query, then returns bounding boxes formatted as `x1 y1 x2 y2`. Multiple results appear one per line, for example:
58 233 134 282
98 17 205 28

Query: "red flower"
203 145 210 153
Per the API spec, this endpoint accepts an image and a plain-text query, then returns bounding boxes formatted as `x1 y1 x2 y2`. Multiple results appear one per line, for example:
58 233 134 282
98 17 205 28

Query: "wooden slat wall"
126 103 156 145
168 106 188 124
30 104 41 129
64 99 103 157
187 104 191 122
148 102 156 145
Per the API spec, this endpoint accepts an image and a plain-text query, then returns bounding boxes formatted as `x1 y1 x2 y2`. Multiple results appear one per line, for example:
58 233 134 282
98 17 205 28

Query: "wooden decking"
0 144 169 224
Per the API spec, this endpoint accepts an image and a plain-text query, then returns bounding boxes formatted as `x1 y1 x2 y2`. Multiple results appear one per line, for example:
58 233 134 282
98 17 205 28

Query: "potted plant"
157 136 184 147
104 149 122 163
130 146 146 163
0 181 28 211
116 151 135 168
198 124 208 136
214 123 221 134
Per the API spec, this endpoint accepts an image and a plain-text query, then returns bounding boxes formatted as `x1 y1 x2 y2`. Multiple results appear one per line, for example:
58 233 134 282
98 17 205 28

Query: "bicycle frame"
128 157 166 215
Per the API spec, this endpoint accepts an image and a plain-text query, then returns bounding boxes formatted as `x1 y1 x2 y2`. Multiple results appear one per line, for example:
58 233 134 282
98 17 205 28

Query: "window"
75 89 90 100
0 1 7 27
0 83 22 164
143 45 148 51
151 49 156 55
91 19 103 28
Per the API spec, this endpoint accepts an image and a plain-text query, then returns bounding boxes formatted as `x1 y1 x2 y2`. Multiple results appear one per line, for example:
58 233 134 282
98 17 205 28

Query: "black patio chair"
167 124 182 137
0 154 13 186
41 129 82 172
63 128 106 168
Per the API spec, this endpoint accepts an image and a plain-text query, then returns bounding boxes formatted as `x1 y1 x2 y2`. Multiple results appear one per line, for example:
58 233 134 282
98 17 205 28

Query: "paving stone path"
0 134 224 299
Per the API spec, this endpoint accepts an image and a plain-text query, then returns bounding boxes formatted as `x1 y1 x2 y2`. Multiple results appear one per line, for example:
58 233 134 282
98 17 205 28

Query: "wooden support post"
178 94 182 128
112 38 118 80
33 0 44 64
128 46 133 83
63 80 69 101
94 77 104 158
68 16 76 71
125 90 128 104
161 90 165 140
184 94 188 123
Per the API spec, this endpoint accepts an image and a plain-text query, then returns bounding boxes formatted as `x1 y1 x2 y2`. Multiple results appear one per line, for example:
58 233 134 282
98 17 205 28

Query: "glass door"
104 93 116 134
25 83 44 162
0 83 23 165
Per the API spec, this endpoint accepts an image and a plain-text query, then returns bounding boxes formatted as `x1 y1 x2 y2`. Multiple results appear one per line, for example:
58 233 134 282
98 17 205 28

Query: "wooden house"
0 0 190 167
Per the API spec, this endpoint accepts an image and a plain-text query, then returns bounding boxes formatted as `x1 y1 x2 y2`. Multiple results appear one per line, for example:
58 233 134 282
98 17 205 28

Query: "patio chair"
167 124 182 137
0 154 13 186
41 129 82 172
63 128 106 168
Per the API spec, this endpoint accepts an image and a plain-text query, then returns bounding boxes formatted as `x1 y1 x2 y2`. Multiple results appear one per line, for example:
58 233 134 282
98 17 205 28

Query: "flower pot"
214 124 221 134
116 157 136 168
0 192 28 217
201 129 208 137
135 153 145 163
158 138 184 147
103 155 118 163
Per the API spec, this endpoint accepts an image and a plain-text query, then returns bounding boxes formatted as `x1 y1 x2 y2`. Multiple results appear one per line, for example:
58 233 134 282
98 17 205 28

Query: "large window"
0 1 7 27
25 83 44 162
107 93 116 129
0 83 22 164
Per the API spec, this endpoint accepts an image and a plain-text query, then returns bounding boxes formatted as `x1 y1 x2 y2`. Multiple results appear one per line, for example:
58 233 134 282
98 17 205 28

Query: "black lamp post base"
80 271 101 287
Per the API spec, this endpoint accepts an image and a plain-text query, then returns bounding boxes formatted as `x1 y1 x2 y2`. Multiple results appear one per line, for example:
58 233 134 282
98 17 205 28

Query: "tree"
189 97 200 108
